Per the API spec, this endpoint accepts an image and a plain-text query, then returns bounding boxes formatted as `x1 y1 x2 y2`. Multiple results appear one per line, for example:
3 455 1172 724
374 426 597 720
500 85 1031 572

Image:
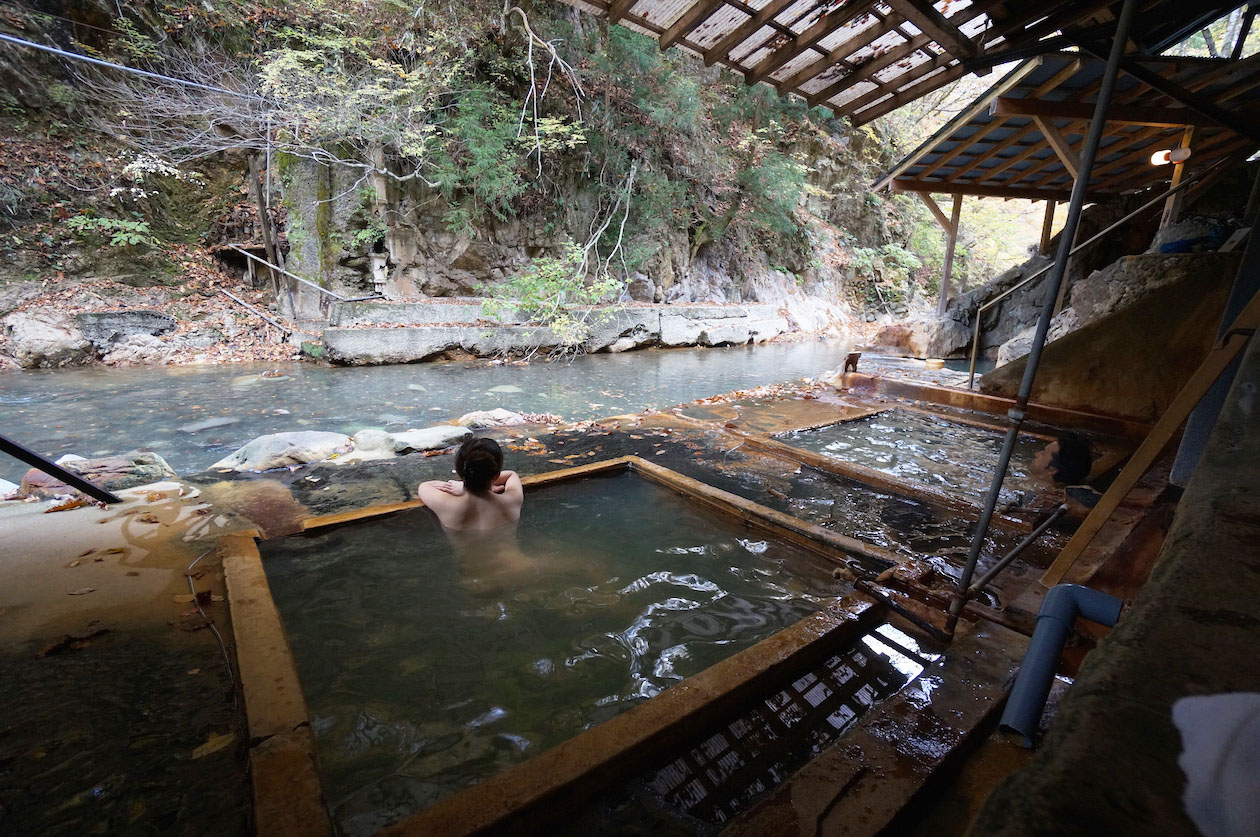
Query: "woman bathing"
418 437 523 531
418 437 529 593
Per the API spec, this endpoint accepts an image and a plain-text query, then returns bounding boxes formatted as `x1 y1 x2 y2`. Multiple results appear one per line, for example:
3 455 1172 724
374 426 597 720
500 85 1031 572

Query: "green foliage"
482 242 625 348
66 214 159 248
113 17 161 63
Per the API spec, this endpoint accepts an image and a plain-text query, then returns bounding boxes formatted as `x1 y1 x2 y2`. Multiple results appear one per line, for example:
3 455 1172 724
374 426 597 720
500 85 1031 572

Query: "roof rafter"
747 3 880 86
883 0 977 59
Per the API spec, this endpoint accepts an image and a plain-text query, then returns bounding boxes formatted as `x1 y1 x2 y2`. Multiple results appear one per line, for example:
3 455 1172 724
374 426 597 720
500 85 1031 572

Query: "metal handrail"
228 244 349 301
965 157 1234 388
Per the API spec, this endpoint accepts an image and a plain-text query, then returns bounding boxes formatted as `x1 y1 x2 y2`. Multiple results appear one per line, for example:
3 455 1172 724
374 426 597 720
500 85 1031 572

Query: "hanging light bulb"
1150 147 1192 166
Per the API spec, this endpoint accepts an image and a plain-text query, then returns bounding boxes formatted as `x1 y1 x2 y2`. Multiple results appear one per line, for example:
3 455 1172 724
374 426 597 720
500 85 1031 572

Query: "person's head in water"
455 437 503 493
1032 432 1092 485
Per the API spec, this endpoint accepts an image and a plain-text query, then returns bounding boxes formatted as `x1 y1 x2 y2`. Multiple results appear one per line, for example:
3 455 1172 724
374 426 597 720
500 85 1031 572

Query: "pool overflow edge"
222 457 909 836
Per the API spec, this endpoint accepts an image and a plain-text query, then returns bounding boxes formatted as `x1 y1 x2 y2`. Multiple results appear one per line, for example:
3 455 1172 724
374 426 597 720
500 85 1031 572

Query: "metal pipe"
228 244 348 301
967 504 1068 598
219 289 290 335
854 580 952 644
948 0 1137 636
999 583 1123 747
0 433 123 504
966 157 1232 389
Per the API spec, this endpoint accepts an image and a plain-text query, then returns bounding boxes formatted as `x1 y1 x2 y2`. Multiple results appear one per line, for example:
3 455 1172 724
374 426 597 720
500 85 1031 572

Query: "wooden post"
1039 199 1056 255
1160 126 1195 229
939 195 963 317
247 154 280 275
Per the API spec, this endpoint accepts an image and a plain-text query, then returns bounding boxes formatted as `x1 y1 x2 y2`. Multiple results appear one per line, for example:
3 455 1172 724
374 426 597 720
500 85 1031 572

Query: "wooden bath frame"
221 456 899 836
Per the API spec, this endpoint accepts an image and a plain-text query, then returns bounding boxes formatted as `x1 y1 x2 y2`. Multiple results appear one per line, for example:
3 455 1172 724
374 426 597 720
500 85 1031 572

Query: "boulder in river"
17 451 177 499
390 426 472 454
457 408 526 428
212 431 353 472
1 311 95 368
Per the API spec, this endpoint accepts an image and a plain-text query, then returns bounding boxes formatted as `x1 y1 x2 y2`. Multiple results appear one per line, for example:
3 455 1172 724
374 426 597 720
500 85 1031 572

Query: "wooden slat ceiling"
558 0 1246 125
874 52 1260 201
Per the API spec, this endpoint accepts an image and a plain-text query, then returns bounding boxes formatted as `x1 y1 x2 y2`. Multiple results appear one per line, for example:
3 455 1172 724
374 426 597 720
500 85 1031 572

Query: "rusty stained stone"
249 727 332 837
221 534 311 742
724 618 1030 837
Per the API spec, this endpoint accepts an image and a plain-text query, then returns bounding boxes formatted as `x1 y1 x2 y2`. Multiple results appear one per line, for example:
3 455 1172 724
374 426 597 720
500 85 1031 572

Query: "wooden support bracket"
1032 116 1081 180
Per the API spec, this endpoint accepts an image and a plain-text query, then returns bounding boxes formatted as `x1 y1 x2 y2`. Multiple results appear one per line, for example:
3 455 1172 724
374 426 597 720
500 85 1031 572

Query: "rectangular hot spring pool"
256 464 867 834
776 409 1047 502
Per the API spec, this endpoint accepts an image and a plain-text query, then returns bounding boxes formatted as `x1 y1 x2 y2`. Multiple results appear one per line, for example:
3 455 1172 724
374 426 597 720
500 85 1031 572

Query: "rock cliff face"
275 126 889 330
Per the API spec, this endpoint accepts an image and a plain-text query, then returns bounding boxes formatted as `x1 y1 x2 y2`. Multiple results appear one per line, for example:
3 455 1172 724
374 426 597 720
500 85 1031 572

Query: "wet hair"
455 437 503 493
1051 432 1092 485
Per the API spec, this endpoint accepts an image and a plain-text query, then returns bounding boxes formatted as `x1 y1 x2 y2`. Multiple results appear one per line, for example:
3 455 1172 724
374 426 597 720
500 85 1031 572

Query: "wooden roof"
557 0 1245 125
873 52 1260 200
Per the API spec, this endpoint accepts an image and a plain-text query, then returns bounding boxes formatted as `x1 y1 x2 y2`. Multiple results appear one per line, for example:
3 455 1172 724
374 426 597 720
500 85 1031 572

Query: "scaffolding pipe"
966 157 1233 389
967 504 1068 598
947 0 1137 637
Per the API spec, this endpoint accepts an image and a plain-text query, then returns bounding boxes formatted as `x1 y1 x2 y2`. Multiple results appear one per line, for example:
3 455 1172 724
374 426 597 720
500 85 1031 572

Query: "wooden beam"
659 0 725 50
775 12 901 92
607 0 637 25
884 0 977 59
891 178 1077 201
994 96 1223 128
703 0 797 68
1105 48 1260 144
840 48 954 114
850 63 970 125
1032 116 1081 179
938 195 963 317
1159 126 1195 228
1039 199 1056 255
914 58 1082 181
1042 287 1260 586
810 5 987 108
917 191 953 231
747 2 875 86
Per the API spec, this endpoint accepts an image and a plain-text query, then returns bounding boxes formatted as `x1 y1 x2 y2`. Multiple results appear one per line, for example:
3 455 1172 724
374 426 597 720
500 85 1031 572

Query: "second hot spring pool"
777 409 1046 503
259 469 844 834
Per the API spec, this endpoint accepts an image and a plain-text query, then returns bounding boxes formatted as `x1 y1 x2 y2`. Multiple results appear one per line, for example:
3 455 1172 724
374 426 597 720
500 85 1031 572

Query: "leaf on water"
173 594 196 603
78 548 96 557
67 560 81 568
187 669 201 675
191 732 236 760
102 547 126 555
548 459 567 464
67 588 95 596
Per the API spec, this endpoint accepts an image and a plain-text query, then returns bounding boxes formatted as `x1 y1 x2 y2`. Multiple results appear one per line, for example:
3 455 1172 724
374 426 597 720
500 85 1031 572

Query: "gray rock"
211 431 353 472
2 311 95 368
457 408 525 428
351 428 393 452
626 273 656 302
75 310 176 349
178 417 241 434
389 425 472 454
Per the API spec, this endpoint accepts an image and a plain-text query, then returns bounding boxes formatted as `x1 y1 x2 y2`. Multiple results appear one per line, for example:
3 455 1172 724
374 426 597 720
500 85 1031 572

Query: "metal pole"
947 0 1137 636
967 504 1069 597
0 433 123 504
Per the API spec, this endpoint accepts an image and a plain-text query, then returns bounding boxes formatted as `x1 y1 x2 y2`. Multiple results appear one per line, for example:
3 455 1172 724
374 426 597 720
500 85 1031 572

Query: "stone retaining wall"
320 302 793 364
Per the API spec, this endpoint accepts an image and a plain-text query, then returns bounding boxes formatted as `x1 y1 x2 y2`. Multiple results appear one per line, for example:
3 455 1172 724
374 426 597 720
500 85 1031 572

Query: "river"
0 339 863 479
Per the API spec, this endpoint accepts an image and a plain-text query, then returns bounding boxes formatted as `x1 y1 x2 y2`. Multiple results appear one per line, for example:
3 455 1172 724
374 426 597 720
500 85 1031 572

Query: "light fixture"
1150 147 1192 166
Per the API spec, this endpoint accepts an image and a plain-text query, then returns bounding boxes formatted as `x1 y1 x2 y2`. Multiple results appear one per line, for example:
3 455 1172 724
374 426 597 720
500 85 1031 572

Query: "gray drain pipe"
1000 584 1123 748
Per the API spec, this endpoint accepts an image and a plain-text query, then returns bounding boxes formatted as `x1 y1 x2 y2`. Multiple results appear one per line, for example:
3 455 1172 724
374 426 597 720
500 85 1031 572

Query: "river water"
0 340 855 480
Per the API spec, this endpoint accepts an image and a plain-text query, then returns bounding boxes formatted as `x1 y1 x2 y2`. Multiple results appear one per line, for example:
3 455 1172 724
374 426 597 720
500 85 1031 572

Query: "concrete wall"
978 264 1233 422
321 303 792 364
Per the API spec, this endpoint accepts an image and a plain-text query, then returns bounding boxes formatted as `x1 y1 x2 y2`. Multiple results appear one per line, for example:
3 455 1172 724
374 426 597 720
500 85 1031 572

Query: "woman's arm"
491 470 523 500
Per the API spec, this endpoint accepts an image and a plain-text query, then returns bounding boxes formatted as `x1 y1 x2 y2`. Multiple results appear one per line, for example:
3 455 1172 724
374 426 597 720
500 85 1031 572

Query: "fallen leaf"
187 668 201 675
78 548 96 557
46 496 89 513
192 732 236 760
173 594 196 603
39 625 109 657
102 548 126 555
67 560 81 568
126 571 140 577
68 587 95 596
